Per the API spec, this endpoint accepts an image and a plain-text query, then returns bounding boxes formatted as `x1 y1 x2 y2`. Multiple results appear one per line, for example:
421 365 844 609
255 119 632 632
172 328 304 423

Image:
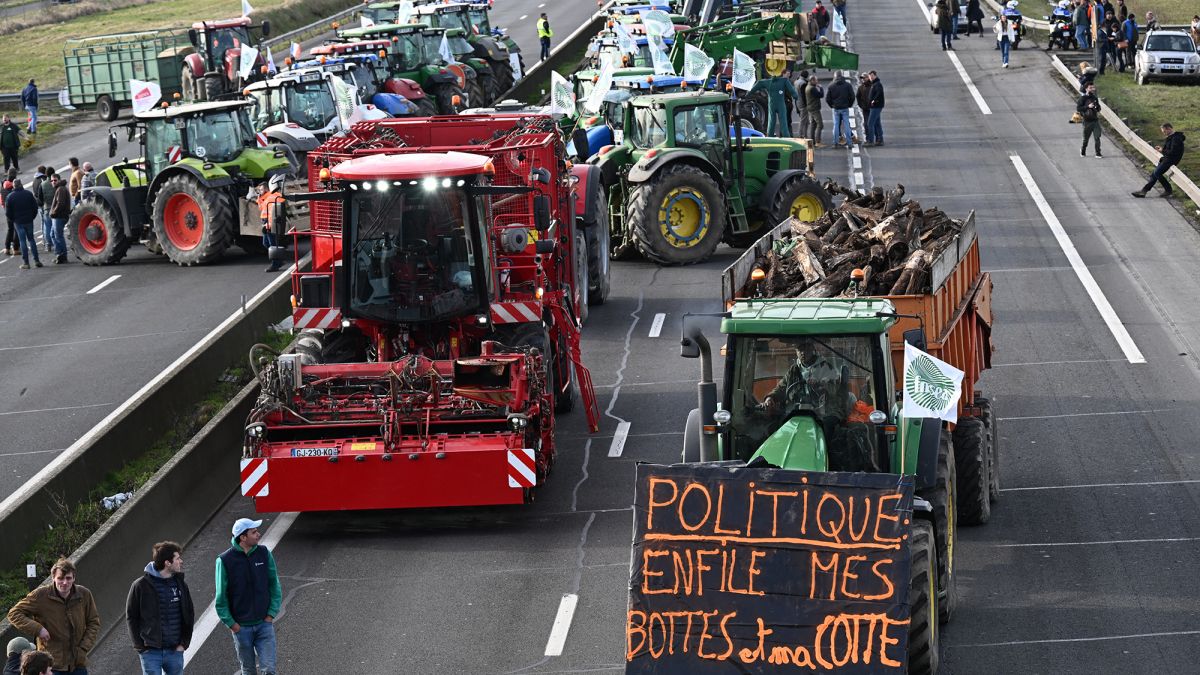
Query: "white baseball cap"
232 518 263 537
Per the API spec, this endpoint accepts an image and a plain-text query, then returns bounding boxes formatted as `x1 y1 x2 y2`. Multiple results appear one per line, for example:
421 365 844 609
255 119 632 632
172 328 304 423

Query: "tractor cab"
244 69 340 139
184 17 271 100
626 90 736 167
120 100 261 179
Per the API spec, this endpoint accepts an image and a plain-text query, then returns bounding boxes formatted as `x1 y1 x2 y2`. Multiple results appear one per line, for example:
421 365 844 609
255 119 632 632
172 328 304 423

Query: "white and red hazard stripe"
293 307 341 330
240 458 269 497
507 448 536 488
490 301 540 324
166 146 182 163
256 131 269 148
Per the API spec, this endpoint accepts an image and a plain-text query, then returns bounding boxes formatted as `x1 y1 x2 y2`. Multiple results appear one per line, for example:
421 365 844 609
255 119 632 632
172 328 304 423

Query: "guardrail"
1049 53 1200 205
499 9 609 104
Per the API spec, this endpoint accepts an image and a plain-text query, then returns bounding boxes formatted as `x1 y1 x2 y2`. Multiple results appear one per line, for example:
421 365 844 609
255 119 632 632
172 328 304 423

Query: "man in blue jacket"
21 80 38 135
126 541 194 675
4 178 40 268
215 518 282 675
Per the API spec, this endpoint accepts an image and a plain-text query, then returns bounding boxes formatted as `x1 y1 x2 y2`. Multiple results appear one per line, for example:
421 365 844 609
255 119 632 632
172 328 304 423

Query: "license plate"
291 447 339 458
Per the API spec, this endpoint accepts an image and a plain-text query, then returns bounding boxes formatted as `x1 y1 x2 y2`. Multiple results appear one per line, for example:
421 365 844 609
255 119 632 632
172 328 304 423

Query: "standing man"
751 73 799 137
804 75 824 146
826 72 855 147
537 13 553 61
67 158 83 207
865 71 884 146
0 115 20 172
216 518 282 675
795 69 810 142
4 178 41 269
127 541 195 675
6 558 101 675
49 173 71 264
1120 13 1138 71
1073 0 1091 49
936 0 955 50
1077 82 1102 157
1132 123 1186 198
1093 5 1110 74
811 0 830 38
21 79 38 135
257 175 286 272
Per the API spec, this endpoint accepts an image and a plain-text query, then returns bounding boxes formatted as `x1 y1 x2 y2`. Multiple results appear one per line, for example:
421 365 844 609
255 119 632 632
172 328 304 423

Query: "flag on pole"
330 74 357 130
638 9 675 38
731 48 756 91
290 41 302 60
548 69 575 116
360 15 376 28
129 79 162 114
901 342 965 423
238 44 260 80
395 0 415 24
265 45 277 74
583 60 614 114
509 51 523 80
241 0 254 17
832 10 847 35
650 35 674 76
438 33 458 64
682 43 715 83
613 22 637 55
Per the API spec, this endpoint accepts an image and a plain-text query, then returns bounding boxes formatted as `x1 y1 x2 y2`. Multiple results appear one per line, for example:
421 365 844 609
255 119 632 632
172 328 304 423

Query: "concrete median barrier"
500 5 610 104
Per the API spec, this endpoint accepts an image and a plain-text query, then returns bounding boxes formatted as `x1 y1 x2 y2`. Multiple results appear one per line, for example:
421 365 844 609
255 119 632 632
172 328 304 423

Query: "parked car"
1135 29 1200 85
928 0 969 32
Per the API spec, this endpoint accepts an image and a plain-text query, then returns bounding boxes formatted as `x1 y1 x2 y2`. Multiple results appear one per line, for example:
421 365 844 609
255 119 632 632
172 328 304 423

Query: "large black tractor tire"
68 198 132 265
203 75 224 101
738 92 768 132
626 163 726 266
916 428 958 625
977 396 1000 502
464 75 487 108
730 174 832 248
491 58 515 93
414 96 438 117
433 83 466 114
953 417 991 525
582 184 611 305
908 520 940 675
478 72 501 104
152 175 236 266
96 95 119 122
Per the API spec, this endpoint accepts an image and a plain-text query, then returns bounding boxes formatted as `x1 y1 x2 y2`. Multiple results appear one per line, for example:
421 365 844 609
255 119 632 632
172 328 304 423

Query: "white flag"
638 9 675 38
732 48 756 91
395 0 415 24
239 44 260 80
583 60 614 114
832 10 847 35
901 342 964 423
129 79 161 114
548 69 575 116
509 51 523 80
650 35 674 76
613 22 637 56
438 33 458 64
290 41 302 60
330 74 357 130
265 45 277 74
360 15 376 28
241 0 254 17
682 43 715 83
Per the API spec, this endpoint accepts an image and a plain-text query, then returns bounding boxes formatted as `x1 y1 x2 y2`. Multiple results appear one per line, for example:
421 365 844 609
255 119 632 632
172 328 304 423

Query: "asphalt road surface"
59 0 1200 672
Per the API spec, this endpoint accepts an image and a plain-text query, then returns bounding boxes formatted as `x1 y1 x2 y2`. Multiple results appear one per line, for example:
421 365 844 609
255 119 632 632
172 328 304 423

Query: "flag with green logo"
583 61 615 114
901 342 964 423
330 74 357 130
649 35 675 76
682 43 715 83
638 9 675 38
613 22 637 55
549 70 576 117
732 48 756 91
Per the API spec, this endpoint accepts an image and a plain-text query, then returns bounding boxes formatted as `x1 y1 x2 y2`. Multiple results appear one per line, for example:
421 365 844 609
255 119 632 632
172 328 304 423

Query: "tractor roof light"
483 159 495 175
585 116 599 125
423 176 438 191
173 92 181 99
451 94 462 105
318 167 331 181
598 144 614 155
331 21 341 29
645 149 658 158
379 50 387 57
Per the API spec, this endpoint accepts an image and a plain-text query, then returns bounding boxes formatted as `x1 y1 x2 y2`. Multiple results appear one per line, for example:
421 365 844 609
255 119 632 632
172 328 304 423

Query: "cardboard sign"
626 463 914 673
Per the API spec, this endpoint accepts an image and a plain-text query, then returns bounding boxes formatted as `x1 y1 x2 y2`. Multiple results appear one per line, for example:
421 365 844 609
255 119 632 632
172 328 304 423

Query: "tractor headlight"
712 410 731 425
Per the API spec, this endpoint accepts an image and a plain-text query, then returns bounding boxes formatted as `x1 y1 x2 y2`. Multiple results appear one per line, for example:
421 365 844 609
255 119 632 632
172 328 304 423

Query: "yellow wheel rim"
765 58 787 76
790 193 825 222
658 187 709 248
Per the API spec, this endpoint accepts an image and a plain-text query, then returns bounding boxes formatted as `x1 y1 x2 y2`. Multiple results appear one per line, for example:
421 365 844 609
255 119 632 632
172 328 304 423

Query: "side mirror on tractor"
570 128 590 160
533 194 551 232
108 130 118 158
187 28 199 47
261 20 271 37
903 327 927 352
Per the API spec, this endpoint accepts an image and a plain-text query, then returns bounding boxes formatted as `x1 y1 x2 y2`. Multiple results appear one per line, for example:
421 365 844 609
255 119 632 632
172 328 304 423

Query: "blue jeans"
26 105 37 134
52 216 67 256
139 648 184 675
951 14 960 36
866 107 883 143
1075 25 1090 49
1000 37 1011 64
232 621 277 675
941 29 954 48
15 222 39 264
832 108 851 144
41 207 52 243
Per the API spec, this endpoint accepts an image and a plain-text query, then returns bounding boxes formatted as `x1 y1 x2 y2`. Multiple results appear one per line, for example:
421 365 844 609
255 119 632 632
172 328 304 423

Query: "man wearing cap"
256 177 286 273
215 518 282 675
4 637 34 675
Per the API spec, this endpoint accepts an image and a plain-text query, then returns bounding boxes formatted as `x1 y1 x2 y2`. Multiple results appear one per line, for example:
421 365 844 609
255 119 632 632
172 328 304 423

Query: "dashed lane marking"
946 51 993 115
86 274 121 294
1000 408 1173 421
648 312 666 338
952 630 1200 649
544 593 579 656
992 357 1131 368
0 402 115 417
996 537 1200 548
1001 478 1200 492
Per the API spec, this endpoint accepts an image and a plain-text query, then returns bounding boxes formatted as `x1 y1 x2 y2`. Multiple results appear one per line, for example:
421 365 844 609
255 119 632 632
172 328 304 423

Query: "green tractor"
591 89 830 265
69 100 294 266
411 2 519 96
337 23 471 112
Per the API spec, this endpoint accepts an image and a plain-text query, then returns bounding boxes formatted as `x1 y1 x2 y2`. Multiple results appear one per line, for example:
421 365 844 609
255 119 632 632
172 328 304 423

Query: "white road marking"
544 593 579 656
0 447 64 457
520 14 527 20
0 328 202 352
946 51 992 115
915 0 932 21
952 630 1200 649
992 357 1130 368
648 312 666 338
996 537 1200 548
608 421 632 457
852 156 862 169
0 257 8 265
183 512 299 668
1001 478 1200 492
593 378 695 389
1000 408 1172 421
86 274 121 294
538 2 546 6
854 171 864 185
0 402 114 417
984 266 1073 273
1009 155 1146 364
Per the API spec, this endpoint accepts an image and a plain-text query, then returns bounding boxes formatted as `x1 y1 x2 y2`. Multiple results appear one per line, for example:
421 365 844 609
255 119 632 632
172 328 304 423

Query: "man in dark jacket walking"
804 76 824 145
4 178 40 268
127 542 194 675
0 115 20 172
1077 83 1102 157
1132 123 1186 197
865 71 885 146
826 73 855 147
21 79 38 135
216 518 282 675
49 173 71 263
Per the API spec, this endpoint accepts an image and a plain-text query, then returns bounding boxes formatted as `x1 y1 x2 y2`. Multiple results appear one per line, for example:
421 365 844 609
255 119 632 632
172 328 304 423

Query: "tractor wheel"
491 58 515 93
582 183 611 305
181 68 198 102
907 520 940 675
952 417 991 525
572 227 589 325
478 73 501 104
916 428 957 625
433 83 466 114
626 163 726 266
553 330 576 414
414 96 438 117
977 396 1000 502
152 175 236 266
96 95 119 122
729 174 832 248
738 93 768 132
68 199 131 265
464 76 487 108
203 75 224 102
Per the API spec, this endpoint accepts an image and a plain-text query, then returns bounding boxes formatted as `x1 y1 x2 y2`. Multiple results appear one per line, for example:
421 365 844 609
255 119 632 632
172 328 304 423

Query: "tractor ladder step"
727 192 751 235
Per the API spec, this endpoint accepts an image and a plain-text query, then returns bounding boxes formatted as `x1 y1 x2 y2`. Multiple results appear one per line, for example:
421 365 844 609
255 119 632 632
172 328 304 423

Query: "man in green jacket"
751 74 799 137
215 518 282 675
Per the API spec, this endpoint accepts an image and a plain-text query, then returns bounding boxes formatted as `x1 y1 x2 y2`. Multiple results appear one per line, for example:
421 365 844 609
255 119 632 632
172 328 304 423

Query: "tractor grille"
766 151 782 173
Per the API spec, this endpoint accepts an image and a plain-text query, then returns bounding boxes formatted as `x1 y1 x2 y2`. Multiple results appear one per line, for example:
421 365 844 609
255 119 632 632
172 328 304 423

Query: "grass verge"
0 108 84 155
0 0 359 92
0 328 293 612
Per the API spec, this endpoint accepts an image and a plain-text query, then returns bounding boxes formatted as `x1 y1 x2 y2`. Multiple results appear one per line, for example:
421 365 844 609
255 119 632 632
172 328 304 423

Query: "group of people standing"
3 159 92 268
755 68 886 148
5 517 282 675
1071 0 1147 74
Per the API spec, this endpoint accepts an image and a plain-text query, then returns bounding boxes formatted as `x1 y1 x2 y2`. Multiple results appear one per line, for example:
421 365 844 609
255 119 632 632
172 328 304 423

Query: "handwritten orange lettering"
641 549 672 594
626 610 647 659
839 554 867 600
754 488 799 537
811 551 839 601
696 610 720 660
695 548 720 596
647 477 678 531
713 483 742 535
748 550 766 596
873 493 902 544
816 492 847 543
847 496 871 542
679 482 712 532
671 549 694 596
737 617 772 664
862 559 896 601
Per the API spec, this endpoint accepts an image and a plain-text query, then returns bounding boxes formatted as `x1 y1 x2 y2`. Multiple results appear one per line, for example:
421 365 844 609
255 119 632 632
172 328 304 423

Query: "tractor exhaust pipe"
680 314 717 462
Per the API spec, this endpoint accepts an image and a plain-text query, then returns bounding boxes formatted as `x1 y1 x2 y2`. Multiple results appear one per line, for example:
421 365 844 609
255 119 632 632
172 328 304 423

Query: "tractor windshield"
727 335 882 471
208 27 251 63
447 34 474 57
283 81 338 131
186 111 248 163
467 7 490 32
347 181 488 324
393 33 428 70
628 105 667 148
436 10 471 33
363 5 398 24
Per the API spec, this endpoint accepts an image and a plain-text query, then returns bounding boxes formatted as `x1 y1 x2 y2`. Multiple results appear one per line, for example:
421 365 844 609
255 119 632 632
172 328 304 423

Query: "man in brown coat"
6 558 100 675
48 174 71 263
67 158 82 207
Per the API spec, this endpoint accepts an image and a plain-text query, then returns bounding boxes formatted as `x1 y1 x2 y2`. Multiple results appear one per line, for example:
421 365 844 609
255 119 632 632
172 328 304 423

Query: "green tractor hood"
748 414 828 472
